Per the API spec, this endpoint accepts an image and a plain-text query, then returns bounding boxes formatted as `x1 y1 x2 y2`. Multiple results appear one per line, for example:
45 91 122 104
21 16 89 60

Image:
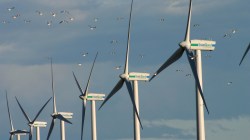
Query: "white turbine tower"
47 58 73 140
149 0 216 140
73 52 105 140
15 97 51 140
99 0 150 139
6 91 29 140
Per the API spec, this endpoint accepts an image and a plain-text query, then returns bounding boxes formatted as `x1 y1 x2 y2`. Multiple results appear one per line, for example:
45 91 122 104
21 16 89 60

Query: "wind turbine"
47 58 73 140
6 91 29 140
239 43 250 65
15 96 51 140
99 0 150 139
149 0 215 140
73 52 105 140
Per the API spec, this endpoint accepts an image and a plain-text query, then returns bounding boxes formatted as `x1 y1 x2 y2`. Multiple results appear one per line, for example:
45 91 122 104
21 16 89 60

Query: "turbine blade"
50 58 57 113
72 71 84 95
47 118 55 140
6 91 14 131
184 0 192 41
239 43 250 66
81 99 87 140
99 79 124 110
84 52 98 97
14 130 29 134
125 80 143 129
32 97 52 123
185 50 209 114
15 97 31 123
9 135 13 140
124 0 134 75
57 114 72 124
150 47 185 81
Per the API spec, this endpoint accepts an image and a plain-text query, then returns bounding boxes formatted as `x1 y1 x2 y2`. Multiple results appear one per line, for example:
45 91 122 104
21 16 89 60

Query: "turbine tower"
6 91 29 140
149 0 216 140
73 52 105 140
47 58 73 140
15 96 51 140
99 0 150 139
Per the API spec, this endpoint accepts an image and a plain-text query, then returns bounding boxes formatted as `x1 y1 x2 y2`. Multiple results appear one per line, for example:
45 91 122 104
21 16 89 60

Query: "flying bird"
114 66 122 70
36 10 43 16
47 21 52 26
227 81 232 85
94 17 99 22
59 20 69 24
193 24 200 27
88 25 96 30
12 14 20 19
7 7 15 11
82 52 88 57
110 40 118 44
51 12 56 17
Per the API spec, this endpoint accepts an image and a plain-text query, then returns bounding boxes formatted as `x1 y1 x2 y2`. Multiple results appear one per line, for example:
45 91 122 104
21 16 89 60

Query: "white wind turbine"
47 58 73 140
73 52 105 140
6 91 29 140
15 96 51 140
149 0 216 140
99 0 150 139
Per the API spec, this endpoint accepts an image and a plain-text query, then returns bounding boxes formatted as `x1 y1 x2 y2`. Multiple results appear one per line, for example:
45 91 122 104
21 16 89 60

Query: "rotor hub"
179 41 191 49
79 95 85 100
119 73 128 80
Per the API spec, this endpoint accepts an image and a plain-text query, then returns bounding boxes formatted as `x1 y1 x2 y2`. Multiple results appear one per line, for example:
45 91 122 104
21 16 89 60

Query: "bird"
160 18 165 22
110 40 118 44
2 20 10 24
24 19 31 23
139 54 144 59
36 10 43 16
88 25 96 30
94 17 99 22
47 21 52 26
59 20 69 24
193 24 200 27
176 69 183 72
227 81 232 85
116 17 124 20
12 14 20 19
60 10 70 14
114 66 122 70
51 12 56 17
69 17 74 21
7 7 15 11
81 52 88 57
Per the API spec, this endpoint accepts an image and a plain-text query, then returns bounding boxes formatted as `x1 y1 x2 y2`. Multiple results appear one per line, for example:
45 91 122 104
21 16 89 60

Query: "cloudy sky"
0 0 249 139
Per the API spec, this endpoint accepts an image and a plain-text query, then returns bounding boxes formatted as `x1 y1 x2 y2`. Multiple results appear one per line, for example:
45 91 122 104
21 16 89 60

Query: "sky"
0 0 249 140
